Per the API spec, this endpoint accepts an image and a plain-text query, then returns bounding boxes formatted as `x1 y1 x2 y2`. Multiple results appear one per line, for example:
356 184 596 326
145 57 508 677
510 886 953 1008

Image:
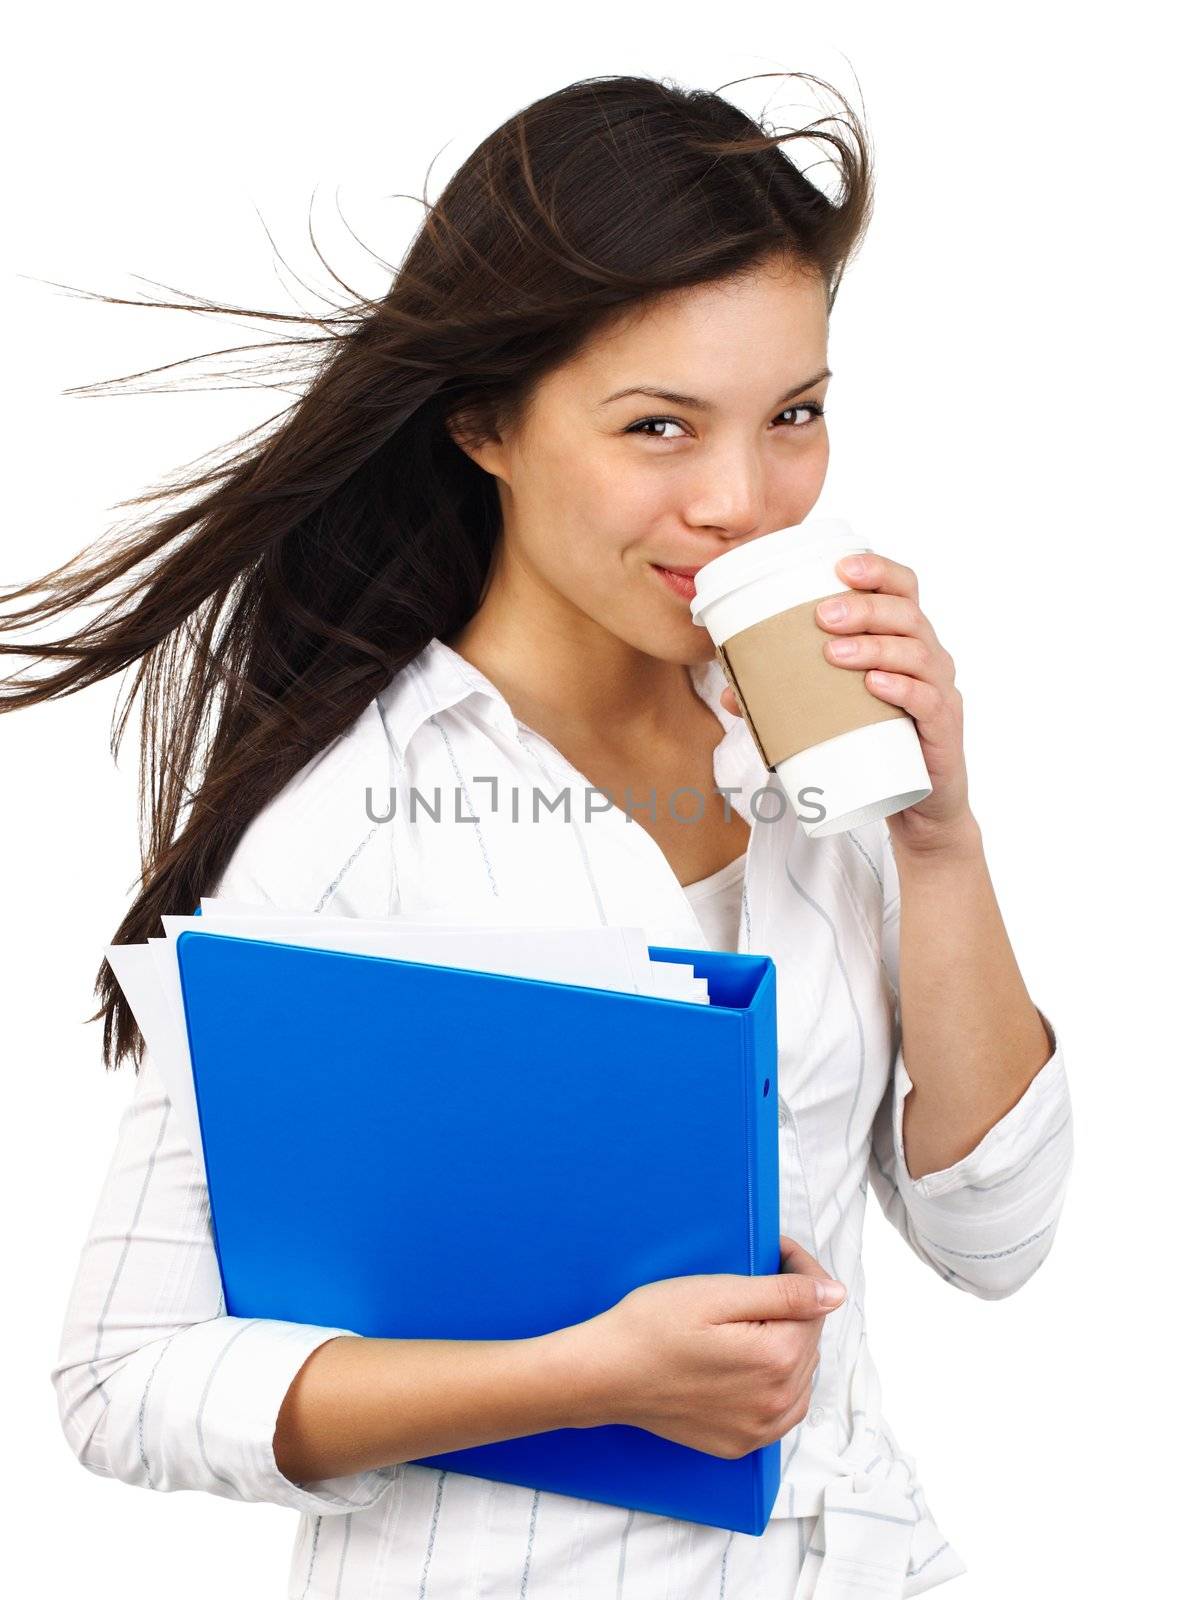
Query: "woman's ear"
445 405 509 482
444 406 479 459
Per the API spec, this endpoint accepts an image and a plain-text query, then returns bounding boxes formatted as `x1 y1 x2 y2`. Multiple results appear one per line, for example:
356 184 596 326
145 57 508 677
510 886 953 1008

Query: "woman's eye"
625 417 689 440
777 403 826 428
624 404 825 441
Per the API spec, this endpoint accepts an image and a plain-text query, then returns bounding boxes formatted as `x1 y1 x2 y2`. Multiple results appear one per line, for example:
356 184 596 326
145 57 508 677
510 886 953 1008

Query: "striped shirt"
50 635 1074 1598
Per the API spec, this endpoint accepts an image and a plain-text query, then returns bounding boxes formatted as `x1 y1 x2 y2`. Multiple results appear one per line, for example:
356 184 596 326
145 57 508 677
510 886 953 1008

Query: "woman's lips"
651 564 698 601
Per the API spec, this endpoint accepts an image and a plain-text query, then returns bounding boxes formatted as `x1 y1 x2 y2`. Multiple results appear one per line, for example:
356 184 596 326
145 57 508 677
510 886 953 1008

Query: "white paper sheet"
167 914 649 995
105 940 208 1185
193 900 705 1002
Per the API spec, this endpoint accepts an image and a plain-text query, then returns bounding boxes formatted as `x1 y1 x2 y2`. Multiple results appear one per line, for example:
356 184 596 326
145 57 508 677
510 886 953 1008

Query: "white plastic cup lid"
688 519 859 623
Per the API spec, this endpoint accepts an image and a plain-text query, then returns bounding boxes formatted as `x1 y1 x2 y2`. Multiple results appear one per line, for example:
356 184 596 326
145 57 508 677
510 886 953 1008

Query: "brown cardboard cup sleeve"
716 592 908 772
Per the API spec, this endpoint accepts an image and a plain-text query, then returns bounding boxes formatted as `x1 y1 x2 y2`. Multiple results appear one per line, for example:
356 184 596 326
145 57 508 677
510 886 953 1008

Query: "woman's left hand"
718 550 977 856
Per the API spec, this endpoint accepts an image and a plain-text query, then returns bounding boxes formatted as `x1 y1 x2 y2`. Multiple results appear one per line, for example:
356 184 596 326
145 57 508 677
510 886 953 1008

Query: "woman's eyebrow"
597 368 832 411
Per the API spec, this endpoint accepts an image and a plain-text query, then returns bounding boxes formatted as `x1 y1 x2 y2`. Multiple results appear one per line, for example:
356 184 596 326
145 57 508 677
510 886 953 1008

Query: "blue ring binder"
176 920 781 1535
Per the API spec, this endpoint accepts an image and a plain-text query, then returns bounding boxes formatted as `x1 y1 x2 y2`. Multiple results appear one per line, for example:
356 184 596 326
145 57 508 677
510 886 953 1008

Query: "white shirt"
50 636 1074 1599
683 851 747 952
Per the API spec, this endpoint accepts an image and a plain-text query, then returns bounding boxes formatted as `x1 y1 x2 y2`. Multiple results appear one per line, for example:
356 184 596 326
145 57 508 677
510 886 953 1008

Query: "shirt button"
777 1095 789 1128
807 1406 827 1426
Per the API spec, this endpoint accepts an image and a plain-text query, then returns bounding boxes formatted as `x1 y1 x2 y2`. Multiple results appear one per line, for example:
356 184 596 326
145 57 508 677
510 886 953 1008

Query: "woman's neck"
445 614 706 753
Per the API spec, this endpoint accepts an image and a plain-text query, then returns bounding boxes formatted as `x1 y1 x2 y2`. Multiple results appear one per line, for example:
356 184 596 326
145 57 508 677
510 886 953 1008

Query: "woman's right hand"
571 1235 846 1459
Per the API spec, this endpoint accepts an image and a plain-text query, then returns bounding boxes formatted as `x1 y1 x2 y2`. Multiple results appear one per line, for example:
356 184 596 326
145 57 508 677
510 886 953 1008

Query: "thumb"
711 1236 846 1324
775 1234 847 1313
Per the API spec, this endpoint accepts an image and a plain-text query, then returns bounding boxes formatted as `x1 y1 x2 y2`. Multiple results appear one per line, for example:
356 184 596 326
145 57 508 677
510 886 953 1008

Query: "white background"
3 3 1176 1595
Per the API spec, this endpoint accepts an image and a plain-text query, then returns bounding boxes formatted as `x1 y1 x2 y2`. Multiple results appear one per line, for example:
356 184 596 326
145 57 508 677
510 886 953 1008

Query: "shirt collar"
377 635 748 764
376 637 520 761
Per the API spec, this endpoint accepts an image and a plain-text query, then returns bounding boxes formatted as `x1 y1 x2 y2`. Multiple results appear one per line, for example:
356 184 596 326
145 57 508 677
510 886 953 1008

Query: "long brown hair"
1 71 874 1072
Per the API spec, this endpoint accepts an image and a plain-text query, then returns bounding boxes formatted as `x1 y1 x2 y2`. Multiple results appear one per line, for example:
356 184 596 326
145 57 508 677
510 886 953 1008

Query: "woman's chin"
645 625 720 668
679 618 720 661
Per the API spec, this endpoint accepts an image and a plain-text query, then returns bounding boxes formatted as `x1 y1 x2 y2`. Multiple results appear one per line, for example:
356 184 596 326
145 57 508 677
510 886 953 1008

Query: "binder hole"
763 1078 770 1097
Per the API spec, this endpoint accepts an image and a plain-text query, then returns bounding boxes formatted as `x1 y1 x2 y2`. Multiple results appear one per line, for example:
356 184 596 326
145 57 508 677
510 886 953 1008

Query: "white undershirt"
681 851 746 952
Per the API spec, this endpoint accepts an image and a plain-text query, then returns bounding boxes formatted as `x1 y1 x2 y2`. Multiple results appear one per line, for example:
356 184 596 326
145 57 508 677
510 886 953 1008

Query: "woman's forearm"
273 1326 607 1484
892 814 1055 1179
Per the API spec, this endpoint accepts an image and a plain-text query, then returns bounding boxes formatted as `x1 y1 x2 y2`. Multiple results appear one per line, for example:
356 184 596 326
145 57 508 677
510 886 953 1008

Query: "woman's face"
454 251 832 666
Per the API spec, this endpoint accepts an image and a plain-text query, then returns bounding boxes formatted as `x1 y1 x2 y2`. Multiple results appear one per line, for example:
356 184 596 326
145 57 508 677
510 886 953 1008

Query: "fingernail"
815 1280 846 1306
839 556 866 576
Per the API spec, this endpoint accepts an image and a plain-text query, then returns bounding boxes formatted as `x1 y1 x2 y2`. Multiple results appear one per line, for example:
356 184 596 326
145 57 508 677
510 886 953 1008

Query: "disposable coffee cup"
688 518 933 838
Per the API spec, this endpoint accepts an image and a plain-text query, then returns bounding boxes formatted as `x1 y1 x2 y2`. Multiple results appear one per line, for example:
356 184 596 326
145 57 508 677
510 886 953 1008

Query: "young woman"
8 73 1073 1599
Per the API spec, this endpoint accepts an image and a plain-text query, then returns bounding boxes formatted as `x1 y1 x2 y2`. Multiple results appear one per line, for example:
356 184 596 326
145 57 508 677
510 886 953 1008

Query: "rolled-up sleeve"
867 829 1075 1300
49 1047 399 1513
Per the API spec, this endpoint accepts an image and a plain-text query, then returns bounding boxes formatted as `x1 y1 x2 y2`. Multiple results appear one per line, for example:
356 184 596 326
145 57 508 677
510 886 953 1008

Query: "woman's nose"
681 458 768 537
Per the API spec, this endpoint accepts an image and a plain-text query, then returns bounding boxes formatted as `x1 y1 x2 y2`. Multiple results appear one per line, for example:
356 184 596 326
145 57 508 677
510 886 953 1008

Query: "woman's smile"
650 563 699 601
